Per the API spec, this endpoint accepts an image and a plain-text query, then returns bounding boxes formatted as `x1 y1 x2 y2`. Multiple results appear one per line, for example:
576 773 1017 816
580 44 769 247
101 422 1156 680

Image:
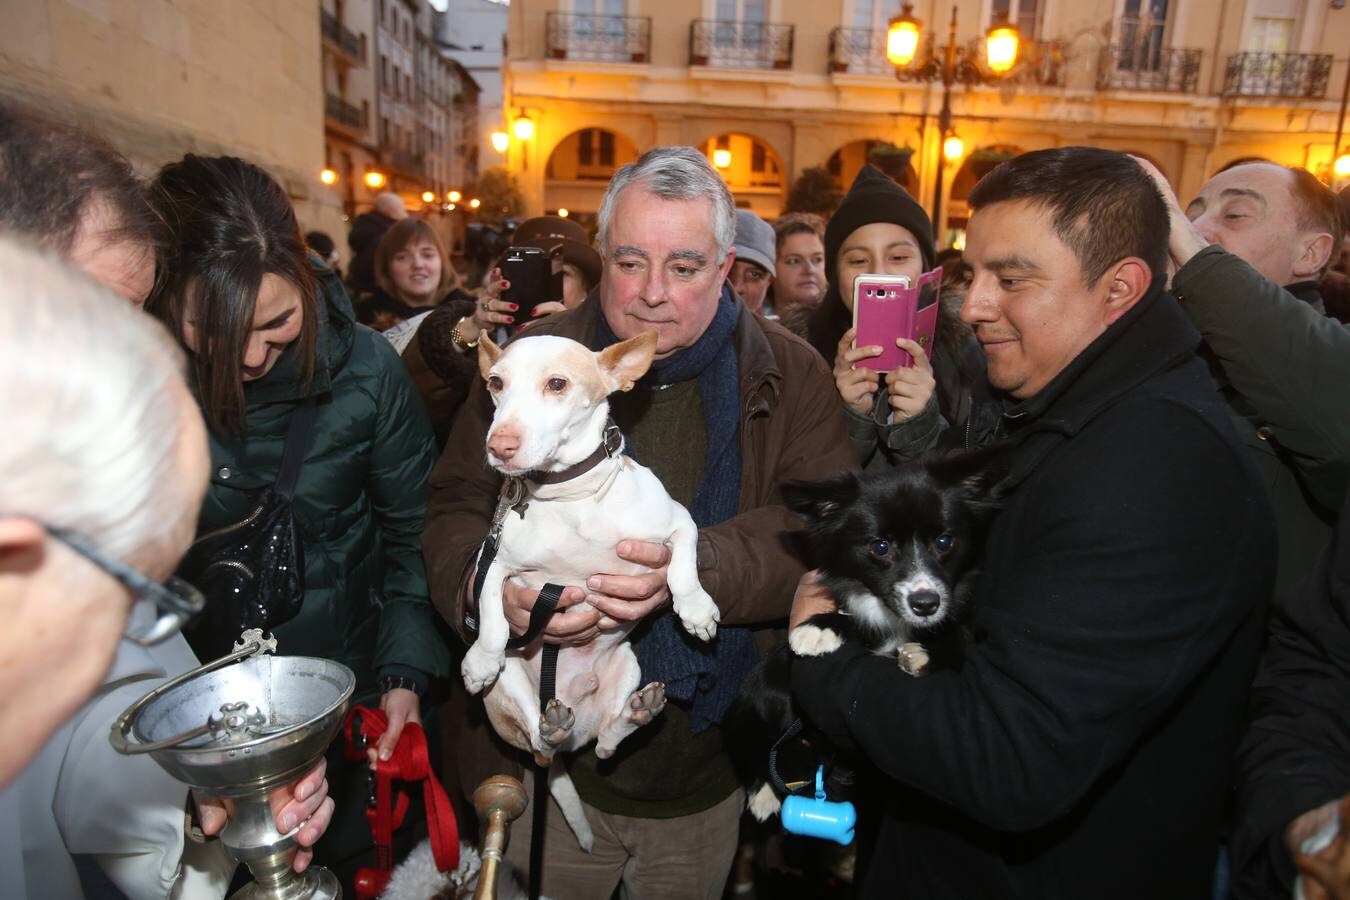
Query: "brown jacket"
422 294 858 800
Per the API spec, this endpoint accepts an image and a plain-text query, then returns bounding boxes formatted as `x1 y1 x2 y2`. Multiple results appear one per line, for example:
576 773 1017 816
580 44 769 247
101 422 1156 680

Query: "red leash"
343 705 460 899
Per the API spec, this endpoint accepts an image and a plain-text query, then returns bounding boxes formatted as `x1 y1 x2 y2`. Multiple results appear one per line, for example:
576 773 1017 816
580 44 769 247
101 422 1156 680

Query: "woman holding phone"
145 154 450 875
807 164 998 467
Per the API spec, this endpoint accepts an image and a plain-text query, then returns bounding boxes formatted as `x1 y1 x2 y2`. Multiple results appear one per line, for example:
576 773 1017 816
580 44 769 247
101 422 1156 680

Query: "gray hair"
597 146 737 264
0 237 195 562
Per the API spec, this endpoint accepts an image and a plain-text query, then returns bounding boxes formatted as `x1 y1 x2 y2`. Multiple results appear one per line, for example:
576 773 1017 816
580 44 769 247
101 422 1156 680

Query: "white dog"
460 330 720 851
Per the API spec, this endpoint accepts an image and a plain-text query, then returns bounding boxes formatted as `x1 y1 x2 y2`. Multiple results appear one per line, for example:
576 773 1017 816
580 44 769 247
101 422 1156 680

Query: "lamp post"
888 5 1021 245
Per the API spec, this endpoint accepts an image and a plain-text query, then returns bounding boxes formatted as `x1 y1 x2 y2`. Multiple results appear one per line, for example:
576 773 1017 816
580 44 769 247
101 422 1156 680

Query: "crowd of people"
2 91 1350 900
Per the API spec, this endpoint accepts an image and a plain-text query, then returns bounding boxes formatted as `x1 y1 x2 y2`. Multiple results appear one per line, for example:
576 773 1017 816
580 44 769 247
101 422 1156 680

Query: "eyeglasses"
44 526 205 646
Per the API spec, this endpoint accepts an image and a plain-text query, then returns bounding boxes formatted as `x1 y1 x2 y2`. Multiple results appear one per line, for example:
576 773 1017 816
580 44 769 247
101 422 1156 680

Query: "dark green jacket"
195 266 449 694
1172 246 1350 601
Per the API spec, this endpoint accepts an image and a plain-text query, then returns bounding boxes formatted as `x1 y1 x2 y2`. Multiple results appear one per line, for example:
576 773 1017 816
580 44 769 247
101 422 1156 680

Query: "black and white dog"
726 449 1005 821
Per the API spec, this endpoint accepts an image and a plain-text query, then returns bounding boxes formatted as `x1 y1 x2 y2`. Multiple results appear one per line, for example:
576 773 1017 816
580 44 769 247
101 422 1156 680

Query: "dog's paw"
460 645 503 694
626 681 666 726
537 698 576 749
747 783 782 821
673 590 720 642
789 624 843 657
898 642 930 676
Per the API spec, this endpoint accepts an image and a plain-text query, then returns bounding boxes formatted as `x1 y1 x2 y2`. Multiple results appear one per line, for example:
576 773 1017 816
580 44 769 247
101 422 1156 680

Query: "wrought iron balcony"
1097 45 1202 93
320 9 364 63
828 28 1064 86
689 20 794 70
389 149 425 176
546 13 651 63
324 94 365 132
1223 52 1333 99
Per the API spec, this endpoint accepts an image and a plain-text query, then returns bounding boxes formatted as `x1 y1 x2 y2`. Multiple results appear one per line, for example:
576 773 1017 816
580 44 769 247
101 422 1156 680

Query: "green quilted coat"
192 266 449 694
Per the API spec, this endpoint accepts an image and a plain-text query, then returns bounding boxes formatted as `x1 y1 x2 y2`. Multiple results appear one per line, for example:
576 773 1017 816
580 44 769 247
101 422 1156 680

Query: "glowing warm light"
513 117 535 141
491 131 510 154
952 231 967 251
320 168 338 186
557 208 569 218
1335 153 1350 178
469 198 481 209
446 203 456 211
447 189 462 203
886 6 922 68
712 148 732 169
421 190 435 203
985 22 1020 73
363 170 387 190
943 135 966 162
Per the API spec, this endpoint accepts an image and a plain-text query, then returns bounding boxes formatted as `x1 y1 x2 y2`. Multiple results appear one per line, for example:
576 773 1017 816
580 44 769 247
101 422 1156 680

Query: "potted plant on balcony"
866 143 915 182
785 166 844 217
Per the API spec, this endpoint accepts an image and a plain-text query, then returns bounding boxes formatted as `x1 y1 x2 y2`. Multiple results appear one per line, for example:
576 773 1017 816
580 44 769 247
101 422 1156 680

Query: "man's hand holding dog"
790 569 838 629
499 540 673 646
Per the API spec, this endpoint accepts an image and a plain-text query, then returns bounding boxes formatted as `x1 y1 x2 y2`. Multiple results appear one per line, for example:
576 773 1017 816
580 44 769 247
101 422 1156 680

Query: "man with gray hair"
424 146 855 897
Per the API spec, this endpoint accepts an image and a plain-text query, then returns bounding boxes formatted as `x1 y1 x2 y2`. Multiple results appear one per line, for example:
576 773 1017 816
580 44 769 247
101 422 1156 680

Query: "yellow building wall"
1 0 345 240
503 0 1350 238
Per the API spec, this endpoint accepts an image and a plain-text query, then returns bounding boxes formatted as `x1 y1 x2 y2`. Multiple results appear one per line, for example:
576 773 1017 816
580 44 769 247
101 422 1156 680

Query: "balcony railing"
324 94 365 131
547 12 651 63
1097 45 1202 93
389 149 425 176
320 9 364 63
828 28 1064 86
1223 52 1333 98
689 20 793 70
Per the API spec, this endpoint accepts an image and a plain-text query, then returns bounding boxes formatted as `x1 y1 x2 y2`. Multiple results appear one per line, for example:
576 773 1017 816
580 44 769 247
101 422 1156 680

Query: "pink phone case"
851 268 943 371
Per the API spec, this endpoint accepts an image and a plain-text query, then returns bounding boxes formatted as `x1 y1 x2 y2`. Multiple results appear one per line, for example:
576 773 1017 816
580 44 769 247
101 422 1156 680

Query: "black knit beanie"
824 163 935 279
808 164 936 360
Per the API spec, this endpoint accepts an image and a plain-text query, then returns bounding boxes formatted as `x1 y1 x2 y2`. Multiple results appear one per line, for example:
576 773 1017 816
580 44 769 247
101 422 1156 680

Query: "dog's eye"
546 377 568 393
868 540 891 559
487 375 503 392
934 533 956 553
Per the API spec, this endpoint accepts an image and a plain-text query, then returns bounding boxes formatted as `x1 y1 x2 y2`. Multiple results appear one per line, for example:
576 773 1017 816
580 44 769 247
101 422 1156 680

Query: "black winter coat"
1231 488 1350 897
791 287 1276 898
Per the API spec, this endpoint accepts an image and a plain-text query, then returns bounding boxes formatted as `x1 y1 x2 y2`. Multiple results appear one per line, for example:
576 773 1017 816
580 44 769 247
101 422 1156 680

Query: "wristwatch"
450 316 479 352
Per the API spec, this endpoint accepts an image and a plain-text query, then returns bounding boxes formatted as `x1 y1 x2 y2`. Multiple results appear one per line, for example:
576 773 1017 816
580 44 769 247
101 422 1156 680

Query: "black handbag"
180 398 320 661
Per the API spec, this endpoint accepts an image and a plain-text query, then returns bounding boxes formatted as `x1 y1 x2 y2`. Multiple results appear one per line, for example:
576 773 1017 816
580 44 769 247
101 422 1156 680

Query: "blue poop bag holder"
780 766 857 845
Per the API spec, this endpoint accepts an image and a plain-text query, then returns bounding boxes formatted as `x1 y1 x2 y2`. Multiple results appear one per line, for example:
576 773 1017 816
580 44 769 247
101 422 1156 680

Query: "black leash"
768 717 808 798
526 586 563 900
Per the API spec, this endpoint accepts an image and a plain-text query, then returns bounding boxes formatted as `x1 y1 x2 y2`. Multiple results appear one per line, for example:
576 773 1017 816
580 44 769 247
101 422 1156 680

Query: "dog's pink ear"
477 334 502 381
598 330 658 393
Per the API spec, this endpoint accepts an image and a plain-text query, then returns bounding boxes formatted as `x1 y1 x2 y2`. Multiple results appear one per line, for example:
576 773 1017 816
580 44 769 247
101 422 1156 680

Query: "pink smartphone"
850 267 943 371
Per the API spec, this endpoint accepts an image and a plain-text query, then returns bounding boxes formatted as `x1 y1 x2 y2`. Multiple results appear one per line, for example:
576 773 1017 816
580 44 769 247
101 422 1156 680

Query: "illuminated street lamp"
712 148 732 169
421 190 435 203
319 168 338 186
363 170 387 190
557 208 569 218
943 135 965 162
513 116 535 141
888 5 1021 243
1335 153 1350 179
447 189 462 203
491 131 510 154
469 198 482 210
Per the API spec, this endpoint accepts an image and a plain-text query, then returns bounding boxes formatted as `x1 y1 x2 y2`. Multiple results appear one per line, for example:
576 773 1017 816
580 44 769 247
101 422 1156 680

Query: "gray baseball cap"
733 209 775 273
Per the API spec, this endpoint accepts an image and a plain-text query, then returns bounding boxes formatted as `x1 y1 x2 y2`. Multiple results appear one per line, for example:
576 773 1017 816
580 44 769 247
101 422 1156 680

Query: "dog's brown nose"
488 425 521 461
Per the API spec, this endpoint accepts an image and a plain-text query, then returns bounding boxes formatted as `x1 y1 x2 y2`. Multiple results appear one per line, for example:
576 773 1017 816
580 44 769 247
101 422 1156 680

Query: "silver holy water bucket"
110 629 355 900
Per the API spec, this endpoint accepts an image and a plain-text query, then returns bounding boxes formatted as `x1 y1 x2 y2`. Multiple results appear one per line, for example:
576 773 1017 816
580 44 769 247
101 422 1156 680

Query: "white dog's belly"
485 632 639 754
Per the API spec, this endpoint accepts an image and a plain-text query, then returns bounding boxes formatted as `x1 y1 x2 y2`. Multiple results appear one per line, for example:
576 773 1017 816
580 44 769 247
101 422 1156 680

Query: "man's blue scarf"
595 285 758 732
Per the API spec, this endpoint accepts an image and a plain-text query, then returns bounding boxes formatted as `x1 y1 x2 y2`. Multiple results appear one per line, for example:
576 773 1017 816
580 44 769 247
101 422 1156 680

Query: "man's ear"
1102 257 1152 326
1292 231 1335 280
718 245 738 285
0 518 47 572
598 330 658 393
477 334 502 382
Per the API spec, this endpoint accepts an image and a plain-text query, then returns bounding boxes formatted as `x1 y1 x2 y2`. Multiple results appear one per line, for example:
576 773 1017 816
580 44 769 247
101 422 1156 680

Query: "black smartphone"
500 246 564 327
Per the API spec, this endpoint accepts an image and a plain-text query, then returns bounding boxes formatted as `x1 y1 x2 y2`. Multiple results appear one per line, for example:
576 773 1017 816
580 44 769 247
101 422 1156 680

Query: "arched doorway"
946 145 1023 250
700 133 786 218
827 140 919 196
545 127 641 229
